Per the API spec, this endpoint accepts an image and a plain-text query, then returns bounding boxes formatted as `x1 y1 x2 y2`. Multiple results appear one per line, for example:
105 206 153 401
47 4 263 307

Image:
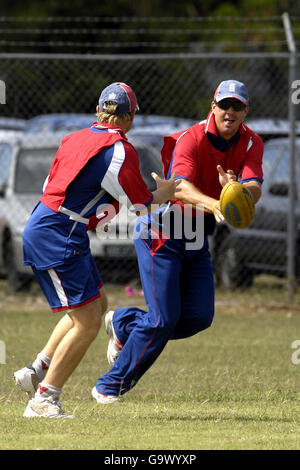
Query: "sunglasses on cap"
215 99 247 112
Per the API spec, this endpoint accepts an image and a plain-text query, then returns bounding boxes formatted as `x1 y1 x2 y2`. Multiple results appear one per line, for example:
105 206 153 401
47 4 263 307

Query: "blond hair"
96 101 133 126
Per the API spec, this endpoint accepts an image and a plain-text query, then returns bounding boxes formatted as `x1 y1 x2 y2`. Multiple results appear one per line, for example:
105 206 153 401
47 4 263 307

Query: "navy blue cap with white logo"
214 80 249 105
99 82 139 114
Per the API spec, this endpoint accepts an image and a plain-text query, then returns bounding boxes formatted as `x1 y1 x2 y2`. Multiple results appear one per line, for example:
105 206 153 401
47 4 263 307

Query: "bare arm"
174 165 240 223
174 178 215 211
242 180 262 204
174 178 225 223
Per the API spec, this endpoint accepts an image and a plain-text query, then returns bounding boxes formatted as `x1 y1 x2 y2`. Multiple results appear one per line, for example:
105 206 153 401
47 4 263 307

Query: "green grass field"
0 277 300 450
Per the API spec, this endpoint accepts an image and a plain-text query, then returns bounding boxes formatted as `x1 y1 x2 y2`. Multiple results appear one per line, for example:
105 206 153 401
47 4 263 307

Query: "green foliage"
0 0 292 21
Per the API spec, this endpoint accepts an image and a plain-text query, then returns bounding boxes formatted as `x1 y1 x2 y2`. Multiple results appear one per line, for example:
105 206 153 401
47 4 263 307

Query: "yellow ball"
220 181 255 229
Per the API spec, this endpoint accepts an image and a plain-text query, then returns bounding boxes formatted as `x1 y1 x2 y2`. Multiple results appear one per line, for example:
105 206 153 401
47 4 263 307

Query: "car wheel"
216 239 253 290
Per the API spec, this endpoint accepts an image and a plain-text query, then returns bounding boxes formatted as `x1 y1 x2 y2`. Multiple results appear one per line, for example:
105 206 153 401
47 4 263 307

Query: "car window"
14 144 163 194
136 145 163 192
272 147 289 183
14 148 56 194
263 141 300 198
0 143 13 184
263 143 289 184
129 132 164 150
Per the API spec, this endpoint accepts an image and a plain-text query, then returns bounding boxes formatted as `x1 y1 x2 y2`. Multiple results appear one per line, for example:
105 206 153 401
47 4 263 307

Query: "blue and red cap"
214 80 249 105
99 82 139 114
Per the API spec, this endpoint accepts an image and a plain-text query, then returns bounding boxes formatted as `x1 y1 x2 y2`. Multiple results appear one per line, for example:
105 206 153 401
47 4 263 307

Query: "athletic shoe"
105 310 123 367
91 386 119 404
13 366 39 396
23 395 74 418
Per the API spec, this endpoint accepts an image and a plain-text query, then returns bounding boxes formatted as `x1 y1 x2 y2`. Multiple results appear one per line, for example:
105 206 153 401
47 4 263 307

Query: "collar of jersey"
91 121 127 138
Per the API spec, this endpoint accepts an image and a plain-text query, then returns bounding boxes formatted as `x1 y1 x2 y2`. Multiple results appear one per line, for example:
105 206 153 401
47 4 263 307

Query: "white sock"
36 381 62 400
32 352 51 382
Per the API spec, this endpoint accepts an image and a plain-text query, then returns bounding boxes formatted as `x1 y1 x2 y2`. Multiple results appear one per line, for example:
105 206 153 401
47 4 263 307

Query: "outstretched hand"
217 165 237 187
151 171 179 204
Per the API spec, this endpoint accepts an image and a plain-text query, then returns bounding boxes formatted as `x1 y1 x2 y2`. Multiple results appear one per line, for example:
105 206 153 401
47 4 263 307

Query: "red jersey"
41 122 152 214
161 111 264 203
23 123 154 269
41 124 127 212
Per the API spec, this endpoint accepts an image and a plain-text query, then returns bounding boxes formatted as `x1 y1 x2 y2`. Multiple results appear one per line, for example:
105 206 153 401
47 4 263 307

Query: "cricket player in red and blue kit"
14 82 177 417
93 80 264 402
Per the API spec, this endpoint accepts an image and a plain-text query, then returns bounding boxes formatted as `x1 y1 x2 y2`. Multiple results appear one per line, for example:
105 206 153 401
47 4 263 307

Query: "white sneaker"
91 386 119 404
105 310 123 367
13 366 39 396
23 395 74 418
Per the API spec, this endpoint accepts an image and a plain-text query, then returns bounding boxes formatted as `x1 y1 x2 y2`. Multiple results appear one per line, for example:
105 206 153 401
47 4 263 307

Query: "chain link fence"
0 51 299 298
0 53 292 119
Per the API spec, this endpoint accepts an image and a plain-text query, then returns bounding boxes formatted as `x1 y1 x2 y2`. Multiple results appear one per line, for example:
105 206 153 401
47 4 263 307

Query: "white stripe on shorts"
48 269 69 308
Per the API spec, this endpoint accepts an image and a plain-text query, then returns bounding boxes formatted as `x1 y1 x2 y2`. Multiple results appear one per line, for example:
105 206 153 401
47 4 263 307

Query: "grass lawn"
0 277 300 450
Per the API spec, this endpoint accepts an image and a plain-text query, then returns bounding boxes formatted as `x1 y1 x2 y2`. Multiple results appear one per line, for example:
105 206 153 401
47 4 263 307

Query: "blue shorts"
32 252 104 313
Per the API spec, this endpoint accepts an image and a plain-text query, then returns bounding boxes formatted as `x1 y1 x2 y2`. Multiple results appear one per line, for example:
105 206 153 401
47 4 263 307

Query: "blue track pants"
95 232 214 396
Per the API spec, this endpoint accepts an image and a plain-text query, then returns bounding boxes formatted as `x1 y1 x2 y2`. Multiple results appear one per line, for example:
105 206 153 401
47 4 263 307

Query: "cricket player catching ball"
92 80 264 403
